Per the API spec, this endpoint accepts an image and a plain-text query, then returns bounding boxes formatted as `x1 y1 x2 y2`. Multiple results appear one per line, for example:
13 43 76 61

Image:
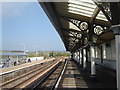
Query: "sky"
2 1 66 51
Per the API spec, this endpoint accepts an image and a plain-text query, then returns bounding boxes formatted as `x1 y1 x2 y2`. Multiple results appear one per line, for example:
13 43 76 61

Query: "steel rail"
1 60 58 89
32 59 67 90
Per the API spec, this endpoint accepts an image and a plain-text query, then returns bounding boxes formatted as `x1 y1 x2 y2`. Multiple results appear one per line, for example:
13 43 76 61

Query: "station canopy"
40 1 120 52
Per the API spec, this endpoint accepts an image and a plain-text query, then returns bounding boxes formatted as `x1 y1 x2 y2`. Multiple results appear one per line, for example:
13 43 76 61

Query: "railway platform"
0 58 55 74
0 57 61 89
57 59 116 89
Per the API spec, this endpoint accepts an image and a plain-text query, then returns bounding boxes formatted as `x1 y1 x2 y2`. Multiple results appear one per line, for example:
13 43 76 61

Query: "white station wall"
94 39 116 70
73 39 116 70
106 40 116 60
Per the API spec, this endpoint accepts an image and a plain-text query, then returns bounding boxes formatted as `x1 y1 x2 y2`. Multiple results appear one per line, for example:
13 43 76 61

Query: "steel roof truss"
93 1 112 24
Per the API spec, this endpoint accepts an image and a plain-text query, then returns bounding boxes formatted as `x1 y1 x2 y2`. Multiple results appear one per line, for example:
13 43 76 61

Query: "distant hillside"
0 50 24 53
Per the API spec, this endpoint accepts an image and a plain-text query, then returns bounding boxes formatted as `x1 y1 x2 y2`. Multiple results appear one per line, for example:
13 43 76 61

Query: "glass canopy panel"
68 3 95 12
96 11 108 21
68 0 96 9
68 7 93 15
77 0 95 5
69 10 92 17
68 0 96 18
68 0 107 22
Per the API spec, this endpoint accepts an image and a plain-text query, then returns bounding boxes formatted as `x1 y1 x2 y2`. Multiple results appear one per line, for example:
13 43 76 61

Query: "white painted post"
75 52 77 61
75 52 76 61
103 44 106 59
78 51 79 60
77 51 79 63
95 47 98 58
111 25 120 90
83 48 87 70
76 51 78 62
75 51 77 62
81 49 84 67
90 44 96 79
71 53 73 60
79 50 82 65
73 52 75 60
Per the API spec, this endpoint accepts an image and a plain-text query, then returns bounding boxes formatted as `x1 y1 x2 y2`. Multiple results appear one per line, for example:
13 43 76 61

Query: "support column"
71 53 73 60
78 50 80 64
83 48 87 70
74 52 76 61
81 49 84 67
73 52 75 60
78 51 80 64
90 43 96 80
88 48 90 62
75 51 77 62
79 50 82 65
86 48 88 62
111 25 120 90
95 47 98 58
76 51 78 63
103 44 106 59
100 45 103 67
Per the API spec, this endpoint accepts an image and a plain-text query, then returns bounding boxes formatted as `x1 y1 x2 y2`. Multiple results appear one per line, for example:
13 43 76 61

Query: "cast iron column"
79 50 82 66
83 48 87 70
111 25 120 90
90 42 96 80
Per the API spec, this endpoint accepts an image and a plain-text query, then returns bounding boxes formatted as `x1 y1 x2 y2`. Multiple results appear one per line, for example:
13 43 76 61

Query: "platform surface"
58 59 116 89
0 58 55 75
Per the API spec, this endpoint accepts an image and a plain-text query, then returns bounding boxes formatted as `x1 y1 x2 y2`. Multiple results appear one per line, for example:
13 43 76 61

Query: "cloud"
2 2 30 17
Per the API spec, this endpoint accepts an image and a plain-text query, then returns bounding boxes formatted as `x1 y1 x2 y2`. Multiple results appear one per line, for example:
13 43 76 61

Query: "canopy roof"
40 1 120 52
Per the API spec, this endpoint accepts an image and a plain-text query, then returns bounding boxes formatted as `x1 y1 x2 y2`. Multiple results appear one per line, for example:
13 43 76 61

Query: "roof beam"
90 6 100 23
58 15 89 38
61 28 82 34
63 33 81 41
95 35 110 42
93 2 112 24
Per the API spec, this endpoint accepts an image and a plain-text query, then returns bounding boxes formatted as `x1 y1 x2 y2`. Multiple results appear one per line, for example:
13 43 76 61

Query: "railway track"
31 59 67 90
1 59 62 89
13 58 116 89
